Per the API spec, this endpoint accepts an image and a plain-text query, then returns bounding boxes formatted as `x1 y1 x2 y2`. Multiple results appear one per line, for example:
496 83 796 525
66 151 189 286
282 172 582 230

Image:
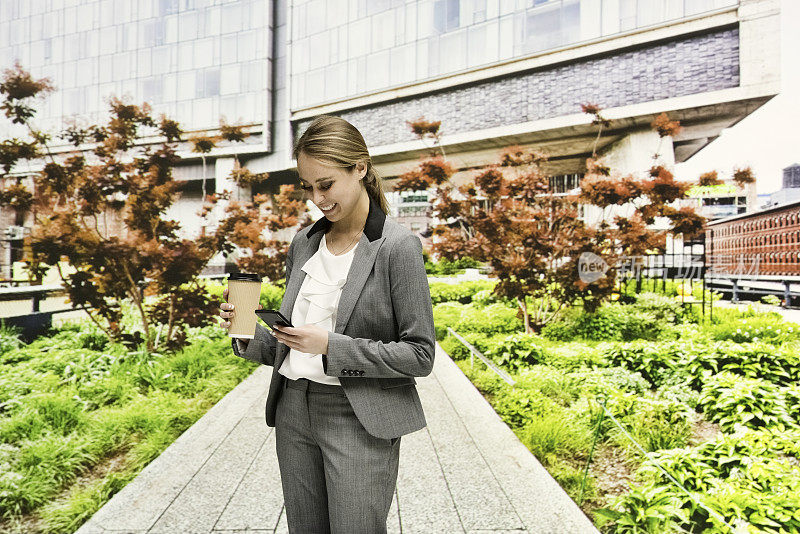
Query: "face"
296 150 366 221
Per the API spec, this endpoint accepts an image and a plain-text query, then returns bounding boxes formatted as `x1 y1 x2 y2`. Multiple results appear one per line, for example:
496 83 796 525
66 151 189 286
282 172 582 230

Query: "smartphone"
255 309 293 331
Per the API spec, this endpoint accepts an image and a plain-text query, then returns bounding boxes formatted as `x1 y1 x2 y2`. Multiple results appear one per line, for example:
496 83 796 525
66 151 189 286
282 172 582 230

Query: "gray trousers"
275 377 401 534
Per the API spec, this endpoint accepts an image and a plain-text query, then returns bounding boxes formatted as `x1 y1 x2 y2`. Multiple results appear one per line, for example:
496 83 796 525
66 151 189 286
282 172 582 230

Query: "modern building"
767 163 800 207
684 181 756 221
0 0 782 277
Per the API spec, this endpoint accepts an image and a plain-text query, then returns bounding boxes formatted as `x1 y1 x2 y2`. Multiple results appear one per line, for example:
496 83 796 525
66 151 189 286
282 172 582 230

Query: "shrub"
594 483 689 533
439 331 491 361
631 292 684 323
613 397 693 453
0 323 23 356
623 428 800 532
602 341 680 388
540 310 580 341
428 280 496 305
425 256 482 275
433 301 464 339
515 365 582 406
490 385 555 429
761 294 781 306
571 367 651 397
455 303 522 334
706 316 800 345
541 341 604 369
517 408 592 466
543 303 678 342
698 372 793 433
785 385 800 425
485 333 547 372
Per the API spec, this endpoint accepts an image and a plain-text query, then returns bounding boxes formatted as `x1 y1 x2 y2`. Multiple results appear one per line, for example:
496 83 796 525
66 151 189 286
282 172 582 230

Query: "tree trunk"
165 293 175 348
517 296 531 334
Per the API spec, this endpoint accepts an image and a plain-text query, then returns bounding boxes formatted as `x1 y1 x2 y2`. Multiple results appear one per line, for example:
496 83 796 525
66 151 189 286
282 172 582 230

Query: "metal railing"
446 327 515 386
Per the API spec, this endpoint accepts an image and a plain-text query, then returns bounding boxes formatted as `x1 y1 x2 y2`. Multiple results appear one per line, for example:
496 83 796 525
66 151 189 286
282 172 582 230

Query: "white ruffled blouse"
277 233 357 385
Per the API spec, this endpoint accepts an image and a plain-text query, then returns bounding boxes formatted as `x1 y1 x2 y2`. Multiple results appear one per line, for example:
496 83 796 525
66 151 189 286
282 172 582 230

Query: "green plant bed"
0 321 256 533
443 306 800 532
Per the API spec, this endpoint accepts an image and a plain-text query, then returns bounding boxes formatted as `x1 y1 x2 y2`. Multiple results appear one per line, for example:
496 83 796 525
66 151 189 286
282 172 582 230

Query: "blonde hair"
292 115 389 214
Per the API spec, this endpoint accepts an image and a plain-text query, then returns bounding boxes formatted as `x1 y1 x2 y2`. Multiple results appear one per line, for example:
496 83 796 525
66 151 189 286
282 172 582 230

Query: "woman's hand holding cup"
220 287 262 331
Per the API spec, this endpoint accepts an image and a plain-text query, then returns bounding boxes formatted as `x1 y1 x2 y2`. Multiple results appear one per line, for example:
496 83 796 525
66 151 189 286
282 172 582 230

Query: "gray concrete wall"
294 27 740 149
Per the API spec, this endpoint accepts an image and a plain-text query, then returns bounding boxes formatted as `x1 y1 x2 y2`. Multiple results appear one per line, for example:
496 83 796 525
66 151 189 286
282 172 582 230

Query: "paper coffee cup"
227 272 262 339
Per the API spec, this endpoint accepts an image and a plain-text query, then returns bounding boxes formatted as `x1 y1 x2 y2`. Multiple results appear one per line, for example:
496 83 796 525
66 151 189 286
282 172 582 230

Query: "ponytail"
363 164 390 214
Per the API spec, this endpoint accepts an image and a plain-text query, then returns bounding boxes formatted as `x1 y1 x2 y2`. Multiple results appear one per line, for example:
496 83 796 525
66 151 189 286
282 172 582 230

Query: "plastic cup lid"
227 272 262 282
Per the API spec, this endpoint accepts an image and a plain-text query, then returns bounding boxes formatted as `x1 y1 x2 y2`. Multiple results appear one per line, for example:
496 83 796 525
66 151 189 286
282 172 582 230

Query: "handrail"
446 327 516 386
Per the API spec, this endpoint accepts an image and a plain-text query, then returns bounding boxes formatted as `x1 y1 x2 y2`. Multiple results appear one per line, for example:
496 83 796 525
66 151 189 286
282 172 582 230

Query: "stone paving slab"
76 344 598 534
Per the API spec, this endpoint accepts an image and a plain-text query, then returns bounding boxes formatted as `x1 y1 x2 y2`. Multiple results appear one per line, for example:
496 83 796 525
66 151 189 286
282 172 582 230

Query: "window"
142 77 163 104
160 0 180 16
433 0 459 34
525 0 580 53
143 19 166 47
196 68 220 98
473 0 487 23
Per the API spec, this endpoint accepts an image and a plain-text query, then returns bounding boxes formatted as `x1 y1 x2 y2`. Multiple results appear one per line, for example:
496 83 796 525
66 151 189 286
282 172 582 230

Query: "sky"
676 1 800 194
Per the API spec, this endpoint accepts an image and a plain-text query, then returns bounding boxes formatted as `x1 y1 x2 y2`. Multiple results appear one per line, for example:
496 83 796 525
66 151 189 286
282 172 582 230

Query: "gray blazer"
231 195 436 439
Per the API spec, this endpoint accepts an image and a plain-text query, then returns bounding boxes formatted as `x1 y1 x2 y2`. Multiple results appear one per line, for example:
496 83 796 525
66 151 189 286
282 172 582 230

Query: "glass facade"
289 0 738 110
0 0 270 135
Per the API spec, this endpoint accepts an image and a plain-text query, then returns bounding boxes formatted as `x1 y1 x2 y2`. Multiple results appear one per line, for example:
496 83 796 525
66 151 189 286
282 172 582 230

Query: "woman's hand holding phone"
271 323 330 356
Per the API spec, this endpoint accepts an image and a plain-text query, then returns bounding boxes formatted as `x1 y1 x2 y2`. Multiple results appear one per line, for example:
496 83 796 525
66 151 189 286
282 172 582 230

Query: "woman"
218 115 436 533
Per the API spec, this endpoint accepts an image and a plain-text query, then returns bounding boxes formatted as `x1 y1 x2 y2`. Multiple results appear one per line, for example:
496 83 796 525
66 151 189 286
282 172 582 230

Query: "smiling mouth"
319 203 337 212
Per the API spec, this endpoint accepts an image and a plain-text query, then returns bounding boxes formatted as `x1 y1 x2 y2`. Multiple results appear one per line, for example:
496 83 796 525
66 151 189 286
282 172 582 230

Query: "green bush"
517 408 592 466
428 280 496 305
0 323 23 356
455 303 522 334
631 292 684 324
485 333 547 372
611 428 800 532
570 367 651 397
541 341 604 369
785 385 800 425
438 331 494 361
490 385 555 429
682 341 800 389
614 396 693 454
425 256 481 275
706 316 800 344
432 301 464 340
602 342 678 388
515 365 582 407
459 363 506 397
594 483 689 533
0 316 257 529
542 303 679 342
761 294 781 306
698 372 794 433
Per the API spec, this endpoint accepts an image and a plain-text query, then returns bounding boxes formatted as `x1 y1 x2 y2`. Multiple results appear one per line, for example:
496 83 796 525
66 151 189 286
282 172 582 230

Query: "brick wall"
707 202 800 277
294 27 740 149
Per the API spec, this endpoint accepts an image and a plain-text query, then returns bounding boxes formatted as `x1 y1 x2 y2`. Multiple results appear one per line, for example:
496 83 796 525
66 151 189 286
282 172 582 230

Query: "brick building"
706 199 800 277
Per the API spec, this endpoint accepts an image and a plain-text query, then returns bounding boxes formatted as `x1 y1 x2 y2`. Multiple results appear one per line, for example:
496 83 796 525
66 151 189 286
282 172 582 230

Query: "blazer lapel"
334 233 385 334
274 195 387 369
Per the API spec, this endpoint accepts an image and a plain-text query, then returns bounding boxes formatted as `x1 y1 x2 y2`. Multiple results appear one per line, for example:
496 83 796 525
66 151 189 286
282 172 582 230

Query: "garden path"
74 343 598 534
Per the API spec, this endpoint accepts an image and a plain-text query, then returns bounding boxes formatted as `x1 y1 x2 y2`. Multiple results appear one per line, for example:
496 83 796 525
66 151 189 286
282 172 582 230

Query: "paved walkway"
75 344 598 534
